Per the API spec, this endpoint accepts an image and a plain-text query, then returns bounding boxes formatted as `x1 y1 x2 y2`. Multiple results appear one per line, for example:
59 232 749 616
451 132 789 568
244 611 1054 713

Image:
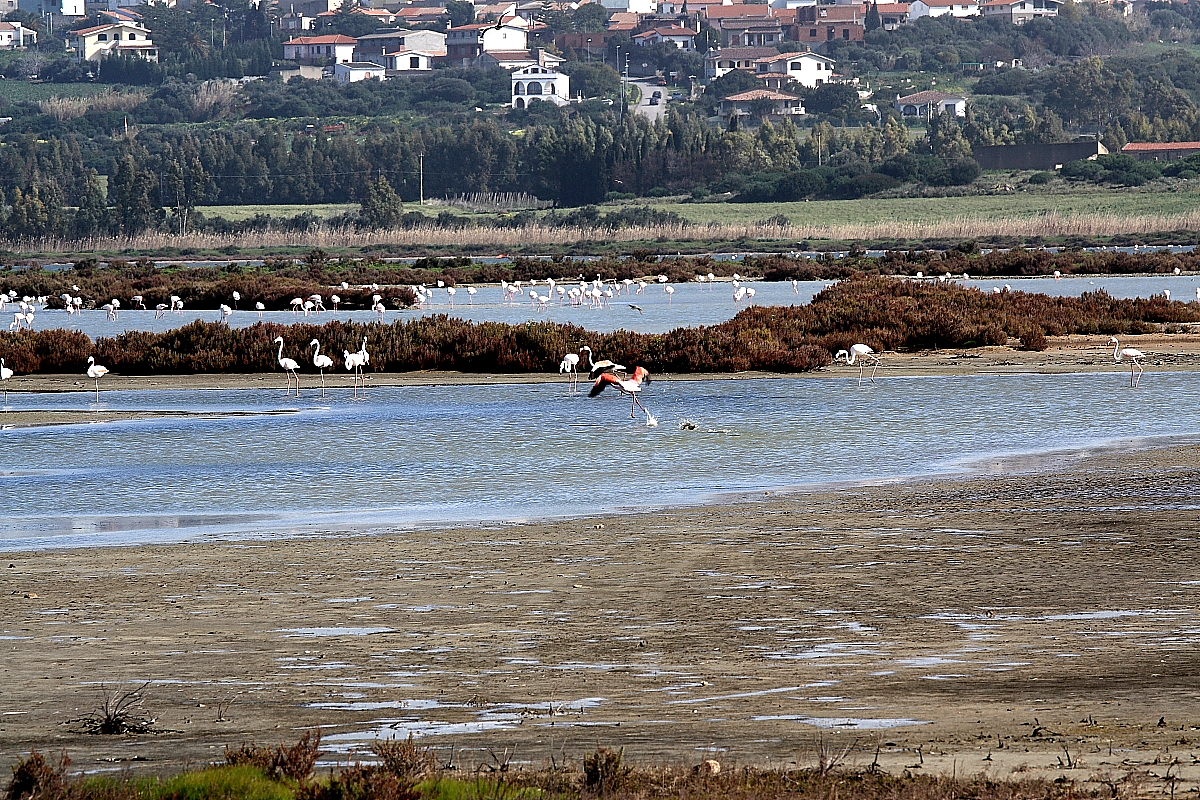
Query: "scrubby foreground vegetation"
4 733 1106 800
4 277 1196 376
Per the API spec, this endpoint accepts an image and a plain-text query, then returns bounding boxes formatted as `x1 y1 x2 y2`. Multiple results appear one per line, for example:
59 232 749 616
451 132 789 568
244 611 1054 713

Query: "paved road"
631 79 667 123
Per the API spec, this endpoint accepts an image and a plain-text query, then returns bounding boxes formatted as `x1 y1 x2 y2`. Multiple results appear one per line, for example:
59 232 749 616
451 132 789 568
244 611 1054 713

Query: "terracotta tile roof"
724 88 800 101
704 45 781 60
1122 142 1200 151
897 89 964 104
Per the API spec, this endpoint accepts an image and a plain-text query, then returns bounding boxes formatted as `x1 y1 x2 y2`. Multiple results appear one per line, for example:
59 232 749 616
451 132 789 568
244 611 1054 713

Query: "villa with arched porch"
511 65 571 108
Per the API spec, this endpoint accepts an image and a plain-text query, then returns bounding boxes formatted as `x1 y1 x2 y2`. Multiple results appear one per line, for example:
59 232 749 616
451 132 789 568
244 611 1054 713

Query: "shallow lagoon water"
22 273 1200 339
2 371 1199 551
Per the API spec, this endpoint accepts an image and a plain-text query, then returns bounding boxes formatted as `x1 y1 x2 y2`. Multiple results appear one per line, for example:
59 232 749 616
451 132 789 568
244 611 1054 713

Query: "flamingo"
792 279 798 294
559 351 581 393
344 349 365 398
232 291 240 309
274 336 301 396
466 287 477 304
331 295 341 311
155 303 168 319
86 356 109 401
1110 337 1145 388
358 336 370 367
290 298 303 315
589 366 651 419
219 304 233 324
447 286 456 307
255 301 265 318
664 286 674 305
310 339 334 397
132 295 145 309
102 303 116 321
0 358 12 405
580 345 625 380
835 344 881 385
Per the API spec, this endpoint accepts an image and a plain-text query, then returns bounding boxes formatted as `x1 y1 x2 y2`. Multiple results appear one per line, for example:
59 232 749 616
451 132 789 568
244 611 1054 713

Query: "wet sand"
4 333 1200 429
3 437 1200 793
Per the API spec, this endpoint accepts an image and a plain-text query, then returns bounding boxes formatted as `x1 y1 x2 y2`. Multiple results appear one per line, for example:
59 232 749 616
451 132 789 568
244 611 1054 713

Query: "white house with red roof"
283 33 357 63
632 24 697 48
908 0 977 17
512 64 570 108
0 21 36 48
895 89 966 117
446 21 527 65
71 21 156 61
753 50 834 87
979 0 1058 22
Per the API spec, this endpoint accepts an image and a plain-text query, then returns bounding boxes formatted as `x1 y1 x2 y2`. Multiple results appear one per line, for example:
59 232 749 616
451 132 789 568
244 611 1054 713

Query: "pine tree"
865 2 881 31
358 176 404 230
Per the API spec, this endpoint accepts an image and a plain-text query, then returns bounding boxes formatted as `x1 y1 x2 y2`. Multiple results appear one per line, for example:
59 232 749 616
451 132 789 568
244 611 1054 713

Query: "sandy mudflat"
4 333 1200 429
3 438 1200 793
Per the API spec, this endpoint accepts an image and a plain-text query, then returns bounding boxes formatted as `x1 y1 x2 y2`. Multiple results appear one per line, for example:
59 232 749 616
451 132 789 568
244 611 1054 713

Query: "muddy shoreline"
2 439 1200 793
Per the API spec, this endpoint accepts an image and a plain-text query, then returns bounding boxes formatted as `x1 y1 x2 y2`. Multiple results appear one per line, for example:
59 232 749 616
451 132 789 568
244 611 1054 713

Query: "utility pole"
418 152 425 205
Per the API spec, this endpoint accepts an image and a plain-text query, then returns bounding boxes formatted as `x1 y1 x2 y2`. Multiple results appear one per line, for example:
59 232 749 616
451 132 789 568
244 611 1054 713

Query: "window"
826 26 834 38
789 61 800 70
528 80 542 93
98 33 108 40
113 33 121 40
809 28 817 36
548 83 555 94
514 81 524 93
410 55 420 68
842 27 849 37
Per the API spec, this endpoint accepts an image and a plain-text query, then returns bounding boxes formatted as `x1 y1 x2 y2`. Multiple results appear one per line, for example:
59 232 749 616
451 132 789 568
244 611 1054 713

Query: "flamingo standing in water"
255 301 265 318
1110 337 1145 387
589 366 651 419
344 349 366 397
835 344 881 385
274 336 301 396
310 339 334 397
0 358 12 406
86 356 109 401
559 351 581 393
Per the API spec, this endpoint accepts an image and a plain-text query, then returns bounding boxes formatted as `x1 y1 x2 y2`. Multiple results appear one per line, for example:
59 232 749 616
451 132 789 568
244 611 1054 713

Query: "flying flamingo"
1110 336 1145 388
0 358 12 405
580 345 625 380
310 339 334 397
559 350 581 393
835 344 881 385
589 366 651 419
274 336 301 396
86 356 109 401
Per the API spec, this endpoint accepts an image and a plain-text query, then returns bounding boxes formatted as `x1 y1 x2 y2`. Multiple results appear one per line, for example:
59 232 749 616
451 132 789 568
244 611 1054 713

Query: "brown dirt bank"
3 441 1200 795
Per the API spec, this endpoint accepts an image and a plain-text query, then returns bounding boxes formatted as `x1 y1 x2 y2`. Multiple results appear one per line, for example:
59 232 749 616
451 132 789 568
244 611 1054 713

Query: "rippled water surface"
2 371 1198 550
21 274 1200 339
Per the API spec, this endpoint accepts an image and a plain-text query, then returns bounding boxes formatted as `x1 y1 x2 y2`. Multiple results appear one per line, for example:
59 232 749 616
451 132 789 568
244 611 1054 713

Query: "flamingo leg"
857 363 864 386
95 379 99 401
320 369 326 398
869 356 881 384
631 393 648 418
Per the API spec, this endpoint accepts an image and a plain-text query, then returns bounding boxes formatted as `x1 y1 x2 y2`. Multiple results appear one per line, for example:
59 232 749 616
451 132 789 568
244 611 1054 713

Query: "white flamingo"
559 351 581 393
86 356 109 401
580 345 624 380
255 301 265 318
1110 337 1145 388
835 344 881 385
466 287 477 304
664 286 674 305
155 303 168 319
0 358 12 406
330 295 341 311
219 304 233 324
344 349 366 397
232 291 241 309
310 339 334 397
274 336 301 396
132 295 145 309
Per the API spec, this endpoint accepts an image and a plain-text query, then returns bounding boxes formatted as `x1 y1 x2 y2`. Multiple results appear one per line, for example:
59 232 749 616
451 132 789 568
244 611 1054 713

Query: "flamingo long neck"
277 340 284 362
583 349 596 370
312 341 321 360
846 351 856 365
1113 341 1121 362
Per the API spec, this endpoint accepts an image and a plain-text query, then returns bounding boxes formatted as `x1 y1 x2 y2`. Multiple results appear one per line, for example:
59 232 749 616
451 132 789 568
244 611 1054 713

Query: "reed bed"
10 209 1200 255
4 277 1195 376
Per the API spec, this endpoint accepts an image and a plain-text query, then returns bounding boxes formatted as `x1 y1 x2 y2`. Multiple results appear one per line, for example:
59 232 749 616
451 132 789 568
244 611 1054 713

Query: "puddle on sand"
276 627 395 637
751 715 930 730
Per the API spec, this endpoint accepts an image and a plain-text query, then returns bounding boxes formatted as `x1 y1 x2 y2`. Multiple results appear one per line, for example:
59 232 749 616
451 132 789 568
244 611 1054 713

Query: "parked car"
649 97 659 105
652 90 662 98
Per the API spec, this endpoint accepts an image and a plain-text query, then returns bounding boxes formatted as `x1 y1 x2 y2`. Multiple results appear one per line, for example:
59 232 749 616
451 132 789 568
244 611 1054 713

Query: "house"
895 89 966 117
0 21 36 48
334 60 384 82
512 65 570 107
389 5 450 25
974 141 1106 170
908 0 977 16
278 11 316 30
71 22 157 61
283 33 357 63
872 2 909 28
597 0 654 15
479 47 564 69
703 45 779 79
719 88 804 122
274 63 326 80
632 25 697 48
446 22 527 65
754 50 835 88
717 16 783 46
475 1 517 19
979 0 1057 22
1122 142 1200 162
353 28 445 59
379 49 437 71
555 30 621 57
19 0 83 19
791 4 864 45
